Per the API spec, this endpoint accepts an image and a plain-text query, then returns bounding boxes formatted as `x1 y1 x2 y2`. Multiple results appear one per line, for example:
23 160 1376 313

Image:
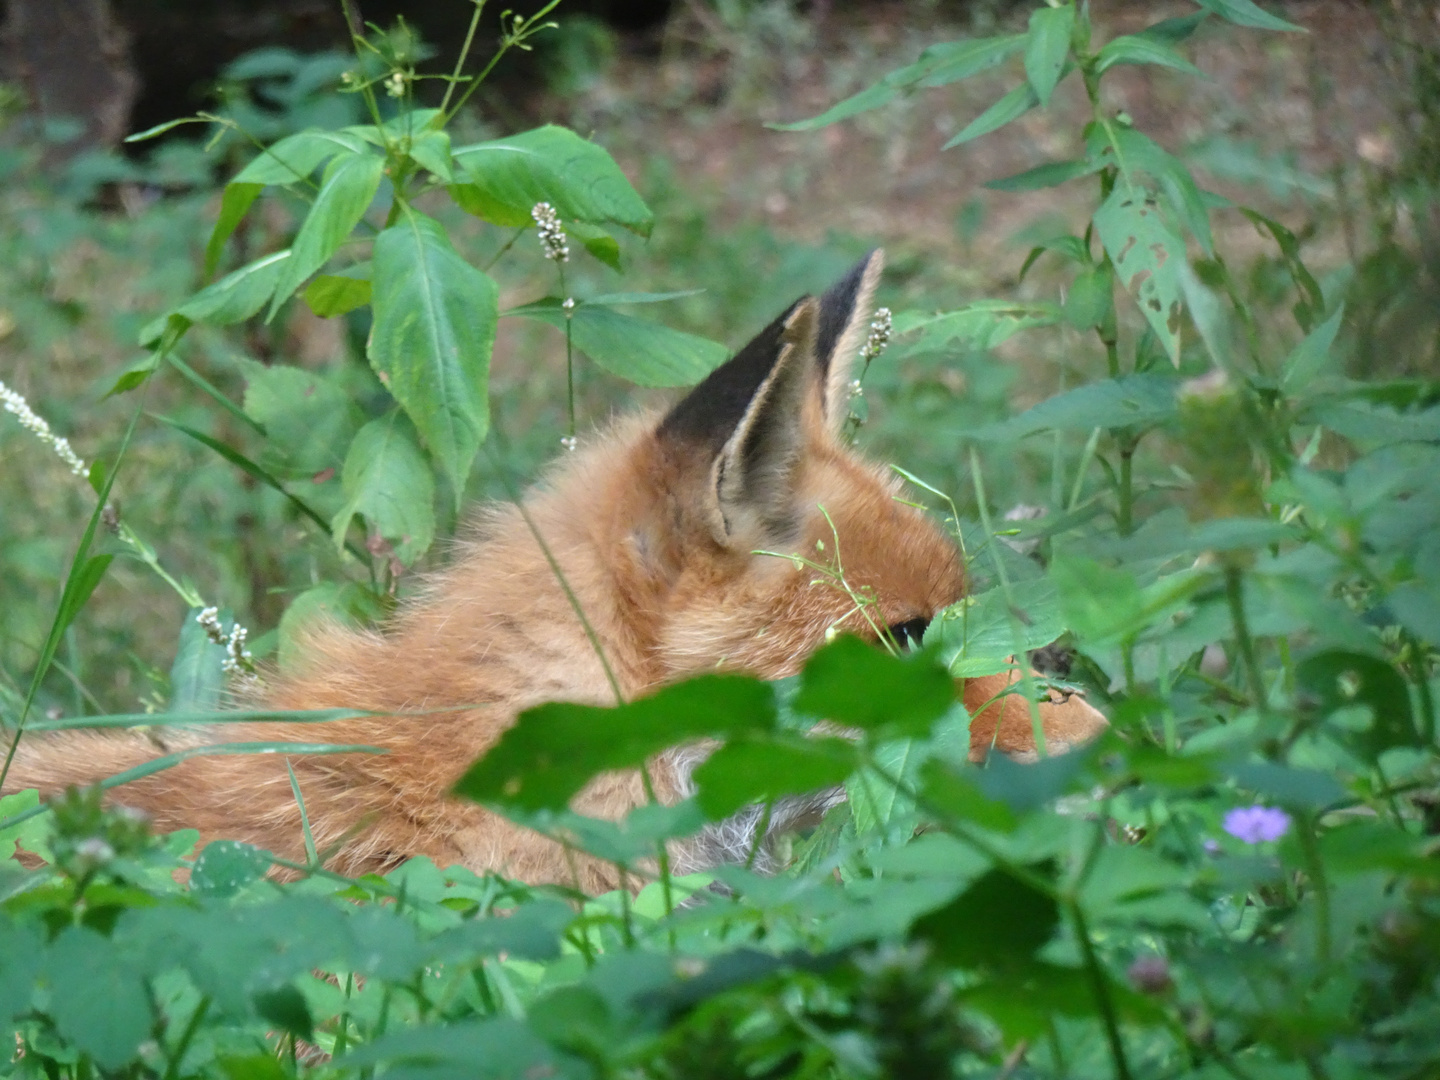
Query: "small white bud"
531 202 569 263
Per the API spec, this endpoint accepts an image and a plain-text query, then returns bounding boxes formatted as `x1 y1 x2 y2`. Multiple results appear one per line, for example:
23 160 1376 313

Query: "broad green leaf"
369 210 498 503
408 128 454 182
276 582 384 672
46 927 152 1069
912 867 1059 969
1193 0 1303 33
568 219 622 270
691 735 857 819
894 300 1062 353
269 151 385 315
944 81 1041 149
139 250 291 346
985 158 1102 192
451 125 652 235
936 578 1065 678
1024 4 1074 106
190 839 273 897
848 738 923 837
304 269 372 317
330 413 436 565
453 674 776 812
1226 762 1345 809
1052 557 1202 646
1296 650 1422 761
971 373 1180 440
239 359 361 481
205 181 262 277
1094 183 1187 364
792 635 955 739
1096 33 1205 77
1281 305 1344 394
230 129 370 186
771 34 1025 130
169 606 227 713
507 299 726 388
1064 264 1114 330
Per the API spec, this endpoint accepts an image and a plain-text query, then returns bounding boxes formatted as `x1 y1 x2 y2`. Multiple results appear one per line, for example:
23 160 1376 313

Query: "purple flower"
1222 805 1291 844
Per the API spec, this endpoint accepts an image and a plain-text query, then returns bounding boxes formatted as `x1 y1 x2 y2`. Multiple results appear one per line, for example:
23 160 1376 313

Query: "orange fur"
4 251 1106 890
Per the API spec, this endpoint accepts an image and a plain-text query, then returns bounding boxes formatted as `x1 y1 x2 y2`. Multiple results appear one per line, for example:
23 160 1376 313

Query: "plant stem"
1117 440 1134 536
439 0 486 116
1224 564 1267 711
1295 813 1331 965
1069 900 1134 1080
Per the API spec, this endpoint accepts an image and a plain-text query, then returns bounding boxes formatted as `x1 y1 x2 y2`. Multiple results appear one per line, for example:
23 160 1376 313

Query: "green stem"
438 0 486 116
163 996 210 1080
1224 564 1267 711
1295 813 1331 965
1117 441 1134 537
1069 900 1134 1080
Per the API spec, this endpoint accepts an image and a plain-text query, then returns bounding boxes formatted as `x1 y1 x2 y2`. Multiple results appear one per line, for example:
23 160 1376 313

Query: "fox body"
5 251 1106 892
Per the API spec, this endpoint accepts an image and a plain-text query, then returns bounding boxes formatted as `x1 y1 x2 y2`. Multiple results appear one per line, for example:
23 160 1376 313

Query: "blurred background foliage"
0 0 1436 721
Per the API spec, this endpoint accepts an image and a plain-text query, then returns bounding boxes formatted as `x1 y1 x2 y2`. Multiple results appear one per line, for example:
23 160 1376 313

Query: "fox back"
4 251 1106 891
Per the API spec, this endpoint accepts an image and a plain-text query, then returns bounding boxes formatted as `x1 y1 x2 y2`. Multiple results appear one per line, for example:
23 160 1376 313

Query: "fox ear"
659 297 820 546
815 249 884 432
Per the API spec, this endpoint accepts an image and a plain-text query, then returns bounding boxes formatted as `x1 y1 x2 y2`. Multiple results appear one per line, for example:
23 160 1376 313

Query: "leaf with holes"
1094 184 1187 364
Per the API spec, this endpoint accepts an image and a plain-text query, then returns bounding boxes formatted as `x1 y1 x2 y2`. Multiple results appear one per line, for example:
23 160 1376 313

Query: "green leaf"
276 582 384 672
230 129 369 186
253 985 314 1041
205 182 262 278
692 735 857 819
408 128 454 182
453 674 776 812
169 607 227 713
1052 557 1202 647
239 359 361 481
46 927 152 1069
976 751 1087 812
1135 12 1210 45
330 413 436 565
1 789 51 863
972 373 1179 440
303 269 372 317
1296 650 1422 761
568 220 623 270
369 210 498 503
1226 762 1344 809
985 158 1102 193
912 867 1059 969
268 151 385 316
1064 264 1115 330
55 554 113 639
1193 0 1303 33
1281 305 1344 395
1024 4 1074 106
893 300 1062 353
190 839 273 897
1101 126 1213 253
1096 33 1205 77
770 34 1025 130
1094 183 1187 364
792 636 956 739
139 250 291 346
507 299 726 388
935 578 1066 678
944 81 1041 149
451 125 652 235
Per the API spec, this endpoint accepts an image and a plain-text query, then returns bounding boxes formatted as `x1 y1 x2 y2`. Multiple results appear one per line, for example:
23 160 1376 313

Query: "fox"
4 250 1108 893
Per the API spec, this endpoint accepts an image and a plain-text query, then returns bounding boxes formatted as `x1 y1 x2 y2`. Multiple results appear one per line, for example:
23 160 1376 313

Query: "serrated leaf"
369 210 498 504
169 607 227 713
1193 0 1303 33
268 151 384 316
771 34 1025 130
935 578 1065 678
330 413 435 565
972 373 1179 440
1024 4 1074 106
944 81 1041 149
451 125 652 235
507 299 726 387
1094 183 1187 364
453 674 775 812
139 251 291 346
894 300 1062 353
239 359 361 481
1096 33 1205 76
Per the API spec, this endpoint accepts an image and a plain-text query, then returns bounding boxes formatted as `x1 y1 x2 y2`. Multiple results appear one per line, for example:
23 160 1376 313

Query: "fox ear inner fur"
657 250 885 546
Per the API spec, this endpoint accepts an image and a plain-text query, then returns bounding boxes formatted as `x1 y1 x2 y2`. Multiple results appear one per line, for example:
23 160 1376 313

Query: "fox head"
622 250 964 680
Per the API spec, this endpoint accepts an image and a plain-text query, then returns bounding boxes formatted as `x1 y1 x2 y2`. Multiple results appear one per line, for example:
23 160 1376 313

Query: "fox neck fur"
5 250 1108 893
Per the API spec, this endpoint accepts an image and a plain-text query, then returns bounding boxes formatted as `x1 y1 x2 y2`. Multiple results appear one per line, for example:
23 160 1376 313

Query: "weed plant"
3 2 1440 1078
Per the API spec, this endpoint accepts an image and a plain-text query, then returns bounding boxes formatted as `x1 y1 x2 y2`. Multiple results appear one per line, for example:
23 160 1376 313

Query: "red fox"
4 251 1107 892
